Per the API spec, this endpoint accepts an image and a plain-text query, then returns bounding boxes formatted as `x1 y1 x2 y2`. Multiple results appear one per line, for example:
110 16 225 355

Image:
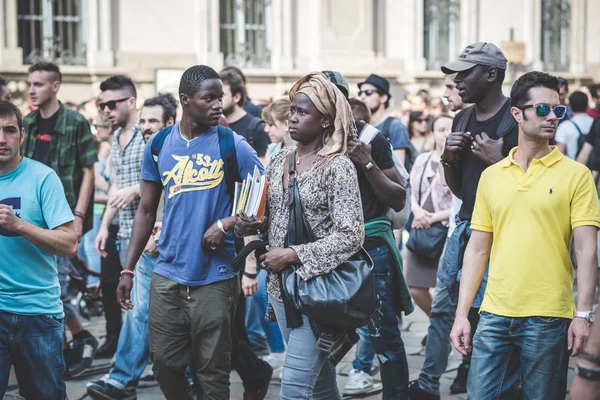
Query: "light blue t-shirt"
141 123 263 286
0 157 73 317
376 117 411 151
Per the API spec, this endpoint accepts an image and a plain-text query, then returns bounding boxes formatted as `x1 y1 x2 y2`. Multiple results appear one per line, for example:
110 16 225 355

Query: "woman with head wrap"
236 72 365 399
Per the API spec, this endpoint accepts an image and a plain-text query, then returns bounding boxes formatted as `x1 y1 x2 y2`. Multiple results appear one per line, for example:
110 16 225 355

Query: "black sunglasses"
519 103 567 119
358 89 379 97
98 97 130 111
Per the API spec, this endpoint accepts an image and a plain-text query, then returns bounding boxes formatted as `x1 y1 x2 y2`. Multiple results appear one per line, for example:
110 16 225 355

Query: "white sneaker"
263 355 284 381
344 369 374 394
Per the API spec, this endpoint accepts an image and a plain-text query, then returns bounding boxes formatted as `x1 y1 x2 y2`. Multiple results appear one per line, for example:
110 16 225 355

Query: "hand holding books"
232 165 269 223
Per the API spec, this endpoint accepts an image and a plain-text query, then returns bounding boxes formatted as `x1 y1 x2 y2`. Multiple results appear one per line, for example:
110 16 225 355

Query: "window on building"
541 0 570 71
219 0 271 68
423 0 460 71
17 0 86 65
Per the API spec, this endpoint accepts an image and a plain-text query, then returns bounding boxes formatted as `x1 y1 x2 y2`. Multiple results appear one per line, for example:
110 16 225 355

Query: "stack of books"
232 166 268 221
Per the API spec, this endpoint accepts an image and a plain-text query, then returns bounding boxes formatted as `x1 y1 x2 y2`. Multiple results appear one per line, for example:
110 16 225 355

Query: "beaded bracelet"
120 269 135 277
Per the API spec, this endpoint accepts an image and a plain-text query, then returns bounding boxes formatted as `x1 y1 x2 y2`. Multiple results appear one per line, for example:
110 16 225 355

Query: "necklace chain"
296 147 323 165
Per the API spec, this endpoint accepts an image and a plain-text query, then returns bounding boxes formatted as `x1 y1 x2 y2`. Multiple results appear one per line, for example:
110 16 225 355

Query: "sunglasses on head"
98 97 130 111
358 89 379 97
519 103 567 119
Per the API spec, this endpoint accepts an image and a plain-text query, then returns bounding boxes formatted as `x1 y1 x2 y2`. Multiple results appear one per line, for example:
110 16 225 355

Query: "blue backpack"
150 125 241 200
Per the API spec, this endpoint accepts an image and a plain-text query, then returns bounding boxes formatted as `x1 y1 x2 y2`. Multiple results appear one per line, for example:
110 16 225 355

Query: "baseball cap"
441 42 508 74
358 74 392 100
322 70 350 99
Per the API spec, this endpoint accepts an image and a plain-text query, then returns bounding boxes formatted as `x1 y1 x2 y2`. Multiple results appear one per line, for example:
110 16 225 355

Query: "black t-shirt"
243 100 263 119
455 100 518 221
229 113 270 157
33 110 60 166
355 122 396 249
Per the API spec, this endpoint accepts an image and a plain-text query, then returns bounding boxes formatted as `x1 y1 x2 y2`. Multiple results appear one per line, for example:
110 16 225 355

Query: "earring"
322 122 330 129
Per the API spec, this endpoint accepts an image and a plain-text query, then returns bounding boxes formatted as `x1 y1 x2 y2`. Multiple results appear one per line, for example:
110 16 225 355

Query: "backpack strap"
381 117 394 140
569 119 584 137
454 105 475 133
246 117 263 148
217 125 240 200
151 125 174 176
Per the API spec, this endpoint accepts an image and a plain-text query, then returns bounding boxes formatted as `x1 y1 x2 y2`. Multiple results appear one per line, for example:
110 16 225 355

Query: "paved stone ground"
3 306 578 400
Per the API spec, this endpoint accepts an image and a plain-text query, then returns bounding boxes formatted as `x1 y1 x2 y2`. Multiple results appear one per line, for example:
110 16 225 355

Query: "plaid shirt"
22 103 98 234
111 122 144 239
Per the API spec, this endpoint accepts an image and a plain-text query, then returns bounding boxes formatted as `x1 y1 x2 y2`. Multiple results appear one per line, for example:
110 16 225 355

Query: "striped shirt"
111 122 144 239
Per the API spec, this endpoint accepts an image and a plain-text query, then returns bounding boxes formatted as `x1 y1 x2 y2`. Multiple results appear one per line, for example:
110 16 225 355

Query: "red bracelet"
74 211 85 219
120 269 134 277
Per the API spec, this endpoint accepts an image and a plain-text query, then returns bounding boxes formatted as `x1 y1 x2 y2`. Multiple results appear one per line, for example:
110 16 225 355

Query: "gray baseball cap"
441 42 508 74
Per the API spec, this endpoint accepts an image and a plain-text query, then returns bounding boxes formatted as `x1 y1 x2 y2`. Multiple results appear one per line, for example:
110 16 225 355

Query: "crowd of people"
1 40 600 400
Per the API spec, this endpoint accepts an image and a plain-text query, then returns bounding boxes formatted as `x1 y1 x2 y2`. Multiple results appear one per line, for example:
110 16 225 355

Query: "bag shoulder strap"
417 153 434 205
382 117 394 139
217 125 240 199
358 123 379 144
151 125 175 175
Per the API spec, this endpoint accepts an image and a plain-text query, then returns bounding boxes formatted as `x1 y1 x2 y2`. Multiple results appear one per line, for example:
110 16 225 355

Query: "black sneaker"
87 381 136 400
138 371 159 388
408 379 440 400
95 336 119 359
243 361 273 400
66 333 99 377
450 361 469 394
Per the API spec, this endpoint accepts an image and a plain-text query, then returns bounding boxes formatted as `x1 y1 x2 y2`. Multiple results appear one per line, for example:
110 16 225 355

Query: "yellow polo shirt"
471 146 600 319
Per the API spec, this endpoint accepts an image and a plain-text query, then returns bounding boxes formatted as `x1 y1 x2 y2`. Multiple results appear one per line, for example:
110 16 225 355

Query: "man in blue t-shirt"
115 66 262 399
0 101 77 399
358 74 413 169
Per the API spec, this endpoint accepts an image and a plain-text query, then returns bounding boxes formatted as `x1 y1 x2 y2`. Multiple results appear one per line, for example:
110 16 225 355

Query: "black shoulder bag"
406 154 448 260
279 151 376 330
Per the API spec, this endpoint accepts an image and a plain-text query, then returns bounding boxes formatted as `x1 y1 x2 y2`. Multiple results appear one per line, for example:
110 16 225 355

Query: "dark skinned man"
115 65 262 400
409 42 519 400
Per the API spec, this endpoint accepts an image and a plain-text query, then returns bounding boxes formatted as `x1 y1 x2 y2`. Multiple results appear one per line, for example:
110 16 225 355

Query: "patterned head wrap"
289 72 357 165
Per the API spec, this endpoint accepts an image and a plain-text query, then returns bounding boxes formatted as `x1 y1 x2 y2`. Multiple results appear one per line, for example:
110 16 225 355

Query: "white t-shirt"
554 113 595 159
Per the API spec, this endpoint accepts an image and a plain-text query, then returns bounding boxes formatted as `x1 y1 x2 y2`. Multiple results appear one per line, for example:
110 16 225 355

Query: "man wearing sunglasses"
87 92 176 400
358 74 412 169
21 61 99 378
409 42 520 400
451 71 599 399
95 75 143 269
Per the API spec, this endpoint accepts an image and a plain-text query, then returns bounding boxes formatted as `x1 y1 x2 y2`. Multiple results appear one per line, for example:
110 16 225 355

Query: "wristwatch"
575 311 595 323
576 362 600 381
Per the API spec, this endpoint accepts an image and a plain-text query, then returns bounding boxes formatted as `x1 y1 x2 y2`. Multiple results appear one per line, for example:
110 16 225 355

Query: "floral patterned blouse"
264 146 365 301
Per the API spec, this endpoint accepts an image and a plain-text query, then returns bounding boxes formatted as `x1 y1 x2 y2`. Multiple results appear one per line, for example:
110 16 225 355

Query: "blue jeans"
468 312 570 400
78 212 102 286
245 269 285 353
418 276 455 395
0 311 66 399
270 295 341 400
352 325 374 372
106 253 157 389
365 245 409 399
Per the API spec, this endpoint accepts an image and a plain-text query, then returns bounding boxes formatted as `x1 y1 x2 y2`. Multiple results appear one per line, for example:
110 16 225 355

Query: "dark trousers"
366 246 409 400
231 276 271 391
149 274 239 400
101 224 122 341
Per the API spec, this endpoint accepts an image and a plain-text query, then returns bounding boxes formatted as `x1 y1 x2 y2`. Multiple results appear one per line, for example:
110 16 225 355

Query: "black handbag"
280 151 376 330
406 154 448 260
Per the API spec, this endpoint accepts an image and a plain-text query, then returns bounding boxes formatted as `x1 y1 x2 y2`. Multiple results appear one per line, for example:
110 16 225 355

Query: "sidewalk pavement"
4 307 577 400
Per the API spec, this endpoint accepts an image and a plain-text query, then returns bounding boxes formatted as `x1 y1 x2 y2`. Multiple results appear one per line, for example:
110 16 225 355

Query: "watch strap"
577 362 600 381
